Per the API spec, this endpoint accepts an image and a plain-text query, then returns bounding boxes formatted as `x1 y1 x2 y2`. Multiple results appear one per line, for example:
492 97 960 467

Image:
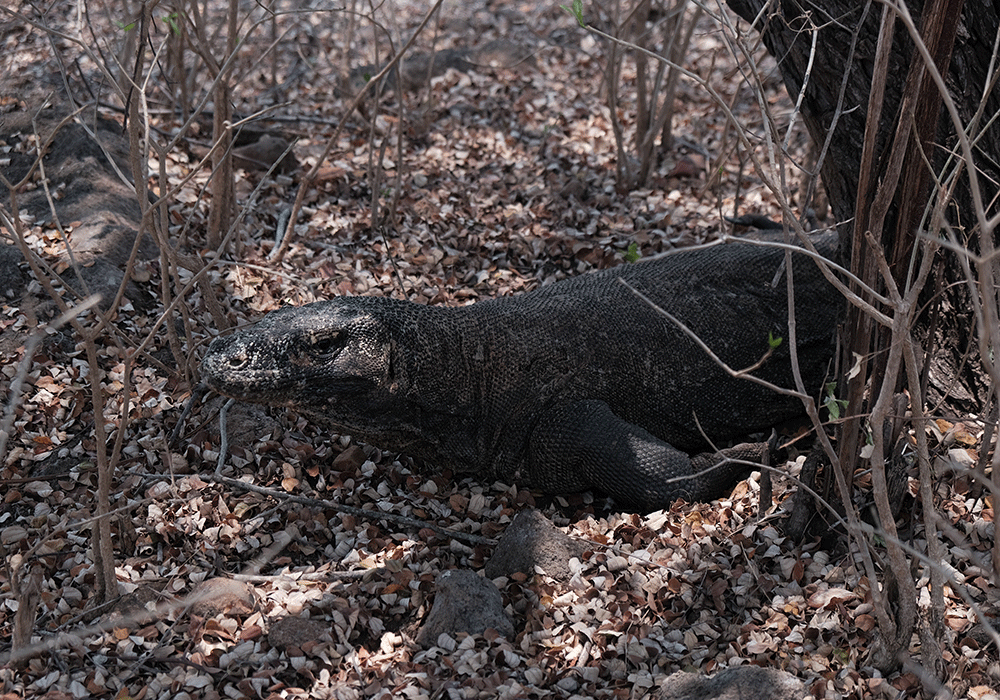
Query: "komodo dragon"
201 235 840 512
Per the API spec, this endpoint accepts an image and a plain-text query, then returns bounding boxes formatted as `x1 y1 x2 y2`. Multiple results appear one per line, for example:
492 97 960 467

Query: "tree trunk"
723 0 1000 476
725 1 999 250
724 0 999 675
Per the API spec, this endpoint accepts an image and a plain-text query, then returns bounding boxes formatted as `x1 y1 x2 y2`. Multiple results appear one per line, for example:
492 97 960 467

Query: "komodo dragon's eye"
226 351 248 369
310 332 346 358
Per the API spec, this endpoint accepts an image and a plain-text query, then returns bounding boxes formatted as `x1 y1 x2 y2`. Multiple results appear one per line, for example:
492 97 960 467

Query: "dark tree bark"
723 0 1000 494
735 0 998 378
724 0 1000 676
726 1 1000 242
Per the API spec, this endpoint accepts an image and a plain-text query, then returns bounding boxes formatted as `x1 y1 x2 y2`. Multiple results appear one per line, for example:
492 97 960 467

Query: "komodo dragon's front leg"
527 400 767 512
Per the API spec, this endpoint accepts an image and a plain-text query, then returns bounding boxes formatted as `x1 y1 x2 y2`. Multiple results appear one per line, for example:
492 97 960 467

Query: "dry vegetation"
1 0 999 698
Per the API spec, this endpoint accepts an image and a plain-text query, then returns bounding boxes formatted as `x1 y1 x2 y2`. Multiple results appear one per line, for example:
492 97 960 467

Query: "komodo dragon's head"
201 298 400 421
204 296 475 464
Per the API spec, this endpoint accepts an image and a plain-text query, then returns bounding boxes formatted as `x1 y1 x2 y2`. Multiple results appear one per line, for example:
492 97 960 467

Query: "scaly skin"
202 235 839 512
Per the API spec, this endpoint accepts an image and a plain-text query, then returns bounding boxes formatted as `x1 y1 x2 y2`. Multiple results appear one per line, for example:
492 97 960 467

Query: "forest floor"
1 0 998 698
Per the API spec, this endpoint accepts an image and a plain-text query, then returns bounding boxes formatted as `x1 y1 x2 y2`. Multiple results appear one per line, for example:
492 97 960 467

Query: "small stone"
267 616 332 651
657 666 805 700
484 509 588 581
107 586 165 629
188 578 255 617
416 569 514 647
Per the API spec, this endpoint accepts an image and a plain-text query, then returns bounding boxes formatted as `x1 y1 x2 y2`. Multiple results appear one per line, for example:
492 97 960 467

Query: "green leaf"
823 381 846 421
624 242 640 263
161 11 181 36
767 332 783 349
823 396 840 421
560 0 586 28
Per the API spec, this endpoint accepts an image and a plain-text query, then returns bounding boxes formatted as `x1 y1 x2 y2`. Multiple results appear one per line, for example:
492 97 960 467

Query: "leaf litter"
1 0 999 698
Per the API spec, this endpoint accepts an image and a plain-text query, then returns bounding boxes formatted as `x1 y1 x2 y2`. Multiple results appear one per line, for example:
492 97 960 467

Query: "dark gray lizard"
201 235 839 512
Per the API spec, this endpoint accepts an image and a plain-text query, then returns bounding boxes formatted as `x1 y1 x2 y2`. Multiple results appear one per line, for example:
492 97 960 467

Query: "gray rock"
0 243 27 299
658 666 806 700
188 577 255 617
267 616 332 650
416 569 514 647
484 509 588 581
208 396 281 455
107 585 166 628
